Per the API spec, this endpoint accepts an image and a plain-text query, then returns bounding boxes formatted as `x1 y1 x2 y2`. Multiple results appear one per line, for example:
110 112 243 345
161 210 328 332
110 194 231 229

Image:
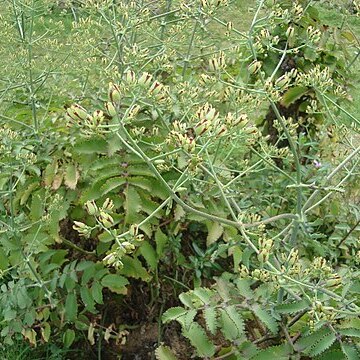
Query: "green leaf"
281 86 308 107
252 304 278 334
65 292 78 321
101 274 129 294
91 281 104 304
295 327 332 352
306 331 337 357
30 191 43 220
251 344 292 360
43 160 58 187
193 288 213 304
119 255 151 281
128 176 153 191
101 177 126 196
16 287 31 309
80 287 95 312
90 156 121 171
317 350 347 360
341 343 360 360
155 345 178 360
0 248 9 270
162 307 188 323
182 309 197 330
275 299 309 314
155 228 168 257
20 182 39 206
63 329 76 348
74 138 108 154
139 241 158 270
64 162 79 190
203 307 218 335
219 305 244 340
339 328 360 338
41 322 51 342
182 322 215 357
179 292 195 308
206 221 223 246
139 192 163 218
124 186 142 224
235 279 253 299
174 204 185 221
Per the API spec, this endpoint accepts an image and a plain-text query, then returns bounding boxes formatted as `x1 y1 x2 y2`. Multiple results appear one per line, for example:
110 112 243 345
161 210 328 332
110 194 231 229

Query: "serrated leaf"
317 350 346 360
275 299 310 314
107 133 123 156
91 281 103 304
90 156 121 171
148 178 169 199
80 286 95 312
252 304 278 334
139 192 163 218
63 329 75 348
341 343 360 360
306 331 337 357
235 279 253 299
204 307 218 335
155 228 168 257
216 277 231 302
182 309 197 330
206 221 223 246
30 191 43 220
124 186 142 224
162 307 188 323
74 138 108 154
295 327 332 352
219 305 244 340
139 241 158 270
120 255 151 281
44 160 58 186
179 292 195 308
64 162 79 190
20 182 39 206
80 181 104 202
101 274 129 294
0 248 9 270
281 86 308 107
128 176 153 191
41 322 51 342
155 345 178 360
174 204 185 221
193 288 213 304
65 292 78 321
251 344 292 360
339 328 360 338
101 177 126 195
182 322 215 357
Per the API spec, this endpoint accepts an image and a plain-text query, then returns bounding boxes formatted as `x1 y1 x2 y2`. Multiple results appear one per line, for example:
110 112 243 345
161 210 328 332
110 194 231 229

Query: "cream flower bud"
67 104 88 122
248 60 262 74
149 80 163 95
102 198 114 212
85 200 99 216
124 70 136 84
109 82 121 103
105 101 117 117
99 212 114 228
138 72 153 86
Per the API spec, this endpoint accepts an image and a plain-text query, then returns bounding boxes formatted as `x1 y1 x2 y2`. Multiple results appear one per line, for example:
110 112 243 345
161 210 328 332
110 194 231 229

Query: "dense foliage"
0 0 360 359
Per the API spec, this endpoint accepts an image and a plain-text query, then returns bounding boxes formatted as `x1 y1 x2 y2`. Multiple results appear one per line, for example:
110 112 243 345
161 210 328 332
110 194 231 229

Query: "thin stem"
182 18 199 79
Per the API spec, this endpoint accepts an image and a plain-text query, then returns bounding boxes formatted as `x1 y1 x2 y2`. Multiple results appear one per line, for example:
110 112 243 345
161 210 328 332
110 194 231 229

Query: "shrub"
0 0 359 358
